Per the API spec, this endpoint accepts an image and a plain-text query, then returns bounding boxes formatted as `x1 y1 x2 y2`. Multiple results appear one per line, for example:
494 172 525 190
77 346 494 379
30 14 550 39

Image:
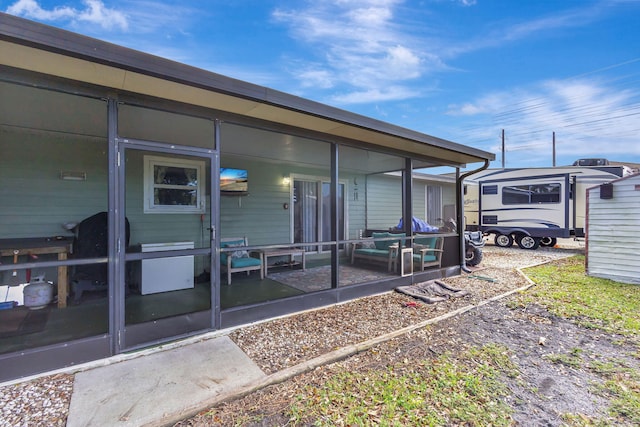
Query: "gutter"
457 159 490 273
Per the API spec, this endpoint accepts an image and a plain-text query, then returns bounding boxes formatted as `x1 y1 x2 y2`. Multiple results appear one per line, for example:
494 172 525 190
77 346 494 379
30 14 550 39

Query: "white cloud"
6 0 128 31
272 0 440 104
449 4 605 57
271 0 601 105
446 78 640 162
332 85 421 104
297 68 335 89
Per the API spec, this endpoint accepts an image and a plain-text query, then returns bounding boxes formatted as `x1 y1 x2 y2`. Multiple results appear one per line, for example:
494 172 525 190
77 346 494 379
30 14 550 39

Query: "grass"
199 254 639 426
522 255 640 425
288 344 516 426
285 255 640 427
521 255 640 337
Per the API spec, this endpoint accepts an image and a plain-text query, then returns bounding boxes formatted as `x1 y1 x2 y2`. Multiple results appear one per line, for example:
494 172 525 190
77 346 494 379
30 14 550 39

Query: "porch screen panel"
338 145 406 287
219 122 333 301
0 82 110 357
118 104 214 149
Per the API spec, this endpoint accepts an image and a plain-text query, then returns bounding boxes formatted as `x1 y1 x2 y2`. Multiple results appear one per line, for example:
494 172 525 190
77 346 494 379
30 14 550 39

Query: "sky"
3 0 640 170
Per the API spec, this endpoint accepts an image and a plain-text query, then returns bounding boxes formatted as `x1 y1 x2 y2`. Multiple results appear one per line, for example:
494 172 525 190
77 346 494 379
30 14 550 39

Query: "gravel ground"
0 241 582 426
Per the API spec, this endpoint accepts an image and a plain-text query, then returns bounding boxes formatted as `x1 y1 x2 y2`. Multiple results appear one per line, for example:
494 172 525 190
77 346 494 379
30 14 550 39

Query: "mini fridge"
139 242 194 295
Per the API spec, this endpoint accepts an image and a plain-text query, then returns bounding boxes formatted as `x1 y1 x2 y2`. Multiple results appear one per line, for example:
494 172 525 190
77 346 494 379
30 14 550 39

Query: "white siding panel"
587 174 640 285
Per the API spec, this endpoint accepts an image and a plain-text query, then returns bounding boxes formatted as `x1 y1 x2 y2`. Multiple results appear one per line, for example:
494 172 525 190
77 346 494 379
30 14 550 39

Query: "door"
120 146 216 350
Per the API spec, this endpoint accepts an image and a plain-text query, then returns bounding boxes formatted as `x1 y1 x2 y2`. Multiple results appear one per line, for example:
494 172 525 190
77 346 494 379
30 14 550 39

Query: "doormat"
395 280 470 303
0 306 50 338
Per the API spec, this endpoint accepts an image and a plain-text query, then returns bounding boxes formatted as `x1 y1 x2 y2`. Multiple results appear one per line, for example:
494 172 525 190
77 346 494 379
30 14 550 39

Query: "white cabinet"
140 242 194 295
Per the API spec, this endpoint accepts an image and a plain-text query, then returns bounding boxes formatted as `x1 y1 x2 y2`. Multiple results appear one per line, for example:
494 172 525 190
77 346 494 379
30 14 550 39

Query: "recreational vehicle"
464 162 632 249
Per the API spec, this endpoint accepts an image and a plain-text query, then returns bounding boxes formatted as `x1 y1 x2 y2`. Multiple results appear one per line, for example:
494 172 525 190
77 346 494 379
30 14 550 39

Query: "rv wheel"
516 234 540 250
494 233 514 248
539 237 557 247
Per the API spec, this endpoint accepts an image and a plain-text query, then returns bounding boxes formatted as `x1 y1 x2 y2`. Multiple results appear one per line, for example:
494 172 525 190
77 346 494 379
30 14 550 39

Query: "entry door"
121 147 215 350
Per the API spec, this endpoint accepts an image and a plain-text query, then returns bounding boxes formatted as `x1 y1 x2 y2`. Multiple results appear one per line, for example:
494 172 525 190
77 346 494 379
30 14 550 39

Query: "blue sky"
4 0 640 169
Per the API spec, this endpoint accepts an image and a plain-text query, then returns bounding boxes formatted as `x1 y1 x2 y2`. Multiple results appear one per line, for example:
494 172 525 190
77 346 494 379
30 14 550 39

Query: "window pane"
154 166 197 186
144 156 204 213
154 189 197 206
503 184 561 205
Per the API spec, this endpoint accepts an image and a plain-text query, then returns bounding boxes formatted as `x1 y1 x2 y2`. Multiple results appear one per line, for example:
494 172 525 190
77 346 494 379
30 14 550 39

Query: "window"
482 185 498 195
143 156 205 213
502 183 561 205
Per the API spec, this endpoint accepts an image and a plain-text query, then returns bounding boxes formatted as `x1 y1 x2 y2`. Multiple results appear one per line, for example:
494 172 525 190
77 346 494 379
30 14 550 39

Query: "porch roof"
0 13 494 168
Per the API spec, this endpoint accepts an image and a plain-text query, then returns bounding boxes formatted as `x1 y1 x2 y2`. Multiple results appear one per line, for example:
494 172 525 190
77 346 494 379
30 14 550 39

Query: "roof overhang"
0 13 494 168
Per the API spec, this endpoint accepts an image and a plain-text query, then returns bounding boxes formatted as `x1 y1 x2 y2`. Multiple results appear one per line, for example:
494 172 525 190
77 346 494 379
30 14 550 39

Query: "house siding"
587 174 640 284
365 174 454 231
366 174 403 230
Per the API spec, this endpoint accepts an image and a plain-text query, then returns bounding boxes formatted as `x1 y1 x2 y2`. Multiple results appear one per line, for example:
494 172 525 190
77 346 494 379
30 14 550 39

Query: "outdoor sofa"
351 232 406 272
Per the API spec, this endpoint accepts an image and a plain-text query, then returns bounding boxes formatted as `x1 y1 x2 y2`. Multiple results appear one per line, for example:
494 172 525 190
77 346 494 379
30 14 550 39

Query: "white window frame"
143 155 205 214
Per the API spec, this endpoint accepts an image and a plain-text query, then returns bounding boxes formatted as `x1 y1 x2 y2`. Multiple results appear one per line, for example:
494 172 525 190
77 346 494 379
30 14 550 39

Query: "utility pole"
501 129 505 169
552 132 556 167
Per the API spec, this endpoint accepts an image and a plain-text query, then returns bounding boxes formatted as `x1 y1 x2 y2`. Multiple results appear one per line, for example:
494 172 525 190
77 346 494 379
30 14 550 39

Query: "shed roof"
0 13 494 167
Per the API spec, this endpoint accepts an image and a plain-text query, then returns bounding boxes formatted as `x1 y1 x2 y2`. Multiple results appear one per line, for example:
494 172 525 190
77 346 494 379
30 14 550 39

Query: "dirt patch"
176 295 639 426
442 301 637 425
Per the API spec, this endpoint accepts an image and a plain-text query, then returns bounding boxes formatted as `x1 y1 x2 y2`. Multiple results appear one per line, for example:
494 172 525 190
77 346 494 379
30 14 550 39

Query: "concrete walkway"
66 336 265 427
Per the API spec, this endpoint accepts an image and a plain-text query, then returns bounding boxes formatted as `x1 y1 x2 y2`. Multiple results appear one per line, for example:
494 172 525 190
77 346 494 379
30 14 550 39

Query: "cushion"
354 248 390 257
415 236 436 248
371 232 390 250
221 239 245 248
358 238 375 249
372 232 406 250
414 253 437 262
227 243 249 259
230 257 261 268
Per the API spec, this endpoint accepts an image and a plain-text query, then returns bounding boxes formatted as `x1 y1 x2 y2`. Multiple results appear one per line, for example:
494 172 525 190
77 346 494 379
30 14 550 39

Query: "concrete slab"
66 336 266 427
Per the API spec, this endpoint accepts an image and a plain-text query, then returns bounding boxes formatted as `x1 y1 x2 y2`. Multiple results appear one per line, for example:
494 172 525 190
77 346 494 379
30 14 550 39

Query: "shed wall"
587 175 640 284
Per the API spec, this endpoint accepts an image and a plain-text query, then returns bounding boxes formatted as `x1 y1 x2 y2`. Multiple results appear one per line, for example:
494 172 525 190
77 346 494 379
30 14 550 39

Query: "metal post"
501 129 505 169
552 132 556 167
331 143 339 288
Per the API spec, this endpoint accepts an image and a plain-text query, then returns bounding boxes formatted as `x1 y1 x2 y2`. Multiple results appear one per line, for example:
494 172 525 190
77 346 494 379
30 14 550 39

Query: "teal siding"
366 174 403 229
220 159 297 245
365 174 455 230
0 131 108 238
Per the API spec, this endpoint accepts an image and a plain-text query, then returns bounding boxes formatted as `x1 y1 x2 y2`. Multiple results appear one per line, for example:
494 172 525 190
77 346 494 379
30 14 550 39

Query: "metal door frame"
108 100 220 353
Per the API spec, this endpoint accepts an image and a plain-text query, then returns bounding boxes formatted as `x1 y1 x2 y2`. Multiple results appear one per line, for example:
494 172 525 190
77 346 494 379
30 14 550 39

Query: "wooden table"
259 248 306 276
0 237 72 308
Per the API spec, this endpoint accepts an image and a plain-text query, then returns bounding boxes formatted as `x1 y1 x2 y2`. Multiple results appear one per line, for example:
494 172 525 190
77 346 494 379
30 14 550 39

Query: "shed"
586 173 640 284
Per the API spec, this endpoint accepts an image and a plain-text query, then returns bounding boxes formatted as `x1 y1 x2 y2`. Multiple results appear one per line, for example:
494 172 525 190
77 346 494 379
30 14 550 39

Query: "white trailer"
464 164 631 249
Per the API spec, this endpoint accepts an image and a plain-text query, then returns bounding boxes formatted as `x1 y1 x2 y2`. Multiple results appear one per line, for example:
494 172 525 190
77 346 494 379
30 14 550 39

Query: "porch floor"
0 262 399 355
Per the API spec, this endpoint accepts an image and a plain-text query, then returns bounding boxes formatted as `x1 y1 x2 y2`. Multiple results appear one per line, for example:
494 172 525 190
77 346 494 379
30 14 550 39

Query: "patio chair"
413 236 444 271
220 237 263 285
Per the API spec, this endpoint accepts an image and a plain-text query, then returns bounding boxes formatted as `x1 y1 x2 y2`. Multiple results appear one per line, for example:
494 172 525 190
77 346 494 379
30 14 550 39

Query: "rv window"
482 185 498 195
502 183 561 205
